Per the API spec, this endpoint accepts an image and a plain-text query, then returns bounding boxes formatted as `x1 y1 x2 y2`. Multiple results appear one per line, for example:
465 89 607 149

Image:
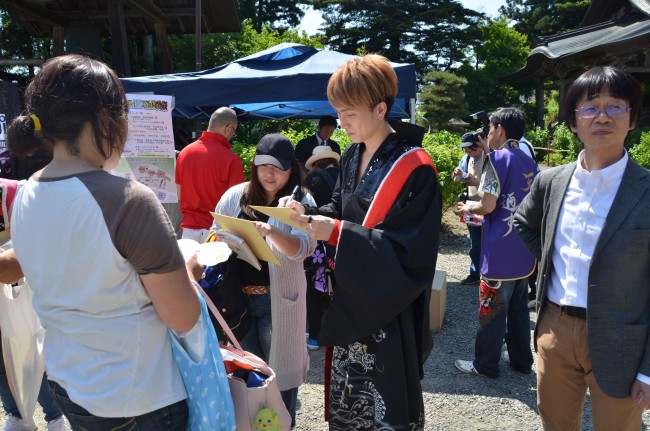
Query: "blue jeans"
467 225 482 277
280 387 298 428
0 337 63 422
48 381 188 431
473 278 533 378
240 293 272 361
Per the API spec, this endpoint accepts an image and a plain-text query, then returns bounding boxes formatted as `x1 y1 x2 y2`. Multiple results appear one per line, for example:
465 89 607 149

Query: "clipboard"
210 212 280 265
249 205 308 232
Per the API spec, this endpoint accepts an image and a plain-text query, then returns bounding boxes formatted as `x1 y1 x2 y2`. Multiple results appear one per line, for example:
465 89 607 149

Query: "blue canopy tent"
120 43 417 121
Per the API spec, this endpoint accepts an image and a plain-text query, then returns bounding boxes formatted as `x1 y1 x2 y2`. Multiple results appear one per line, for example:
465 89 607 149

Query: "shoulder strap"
363 148 436 229
193 282 243 351
521 139 535 157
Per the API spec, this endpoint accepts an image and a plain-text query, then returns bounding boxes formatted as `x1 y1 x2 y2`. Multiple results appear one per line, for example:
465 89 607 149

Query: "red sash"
324 148 436 420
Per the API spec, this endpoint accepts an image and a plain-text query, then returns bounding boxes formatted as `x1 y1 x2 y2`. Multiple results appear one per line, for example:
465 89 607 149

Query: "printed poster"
114 94 177 203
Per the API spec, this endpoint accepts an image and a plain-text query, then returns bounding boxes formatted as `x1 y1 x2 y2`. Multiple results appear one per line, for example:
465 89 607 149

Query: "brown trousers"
536 303 644 430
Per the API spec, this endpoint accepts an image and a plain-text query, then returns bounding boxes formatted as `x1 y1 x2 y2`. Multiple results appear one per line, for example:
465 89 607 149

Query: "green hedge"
231 128 465 209
421 131 466 208
230 125 650 210
629 131 650 169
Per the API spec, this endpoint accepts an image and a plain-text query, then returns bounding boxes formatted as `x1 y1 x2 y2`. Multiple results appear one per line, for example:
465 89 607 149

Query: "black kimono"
312 133 441 430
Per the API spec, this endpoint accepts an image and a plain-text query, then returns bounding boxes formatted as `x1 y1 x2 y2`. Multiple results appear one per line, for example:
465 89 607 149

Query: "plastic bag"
0 279 45 429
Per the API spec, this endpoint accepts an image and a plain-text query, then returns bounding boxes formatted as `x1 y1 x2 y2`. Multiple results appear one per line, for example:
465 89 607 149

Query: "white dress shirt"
547 150 628 308
547 150 650 384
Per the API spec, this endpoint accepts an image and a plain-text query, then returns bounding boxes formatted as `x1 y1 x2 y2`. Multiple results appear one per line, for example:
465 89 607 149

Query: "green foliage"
230 122 352 180
233 125 465 207
457 18 531 115
525 126 549 162
331 129 351 151
230 142 257 180
549 122 580 164
543 89 560 126
527 126 549 149
629 131 650 169
0 10 50 77
624 126 650 150
168 20 325 73
544 152 566 167
421 131 466 208
418 71 468 131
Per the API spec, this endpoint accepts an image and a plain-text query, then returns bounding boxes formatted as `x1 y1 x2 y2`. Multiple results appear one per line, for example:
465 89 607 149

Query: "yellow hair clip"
30 114 41 131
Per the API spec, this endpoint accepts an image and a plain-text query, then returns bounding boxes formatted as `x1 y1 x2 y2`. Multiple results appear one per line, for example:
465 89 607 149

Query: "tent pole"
409 98 416 124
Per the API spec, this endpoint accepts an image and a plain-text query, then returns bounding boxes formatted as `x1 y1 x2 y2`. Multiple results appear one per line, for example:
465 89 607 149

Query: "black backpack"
199 254 251 343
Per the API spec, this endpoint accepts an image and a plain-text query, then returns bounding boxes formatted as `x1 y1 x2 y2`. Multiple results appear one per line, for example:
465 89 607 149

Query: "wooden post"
155 23 173 73
52 26 65 56
107 0 131 77
536 80 544 128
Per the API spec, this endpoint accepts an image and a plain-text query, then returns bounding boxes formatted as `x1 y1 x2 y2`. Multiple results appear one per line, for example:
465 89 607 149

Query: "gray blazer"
514 159 650 398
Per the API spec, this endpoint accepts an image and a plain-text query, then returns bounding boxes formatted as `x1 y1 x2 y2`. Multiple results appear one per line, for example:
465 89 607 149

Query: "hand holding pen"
284 185 300 207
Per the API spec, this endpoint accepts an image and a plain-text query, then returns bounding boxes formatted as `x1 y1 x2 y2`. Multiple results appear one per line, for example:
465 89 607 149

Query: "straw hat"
305 145 340 170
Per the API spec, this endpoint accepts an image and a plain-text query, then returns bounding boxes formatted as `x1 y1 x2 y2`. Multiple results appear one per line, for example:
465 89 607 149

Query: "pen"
285 185 300 207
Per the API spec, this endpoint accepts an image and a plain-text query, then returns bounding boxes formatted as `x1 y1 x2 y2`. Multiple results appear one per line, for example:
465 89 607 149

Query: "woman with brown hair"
7 54 200 430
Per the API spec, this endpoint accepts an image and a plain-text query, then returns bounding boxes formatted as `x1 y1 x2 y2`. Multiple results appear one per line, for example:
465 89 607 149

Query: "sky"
298 1 508 35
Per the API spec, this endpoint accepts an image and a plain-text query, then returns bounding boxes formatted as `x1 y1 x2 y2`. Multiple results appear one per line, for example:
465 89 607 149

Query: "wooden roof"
0 0 241 76
509 0 650 83
0 0 240 37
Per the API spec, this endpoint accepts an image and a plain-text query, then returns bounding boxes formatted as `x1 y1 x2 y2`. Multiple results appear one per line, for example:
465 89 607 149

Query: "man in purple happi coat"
454 107 539 378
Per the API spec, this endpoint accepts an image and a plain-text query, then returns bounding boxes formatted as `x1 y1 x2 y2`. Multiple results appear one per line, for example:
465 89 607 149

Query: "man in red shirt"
175 107 244 242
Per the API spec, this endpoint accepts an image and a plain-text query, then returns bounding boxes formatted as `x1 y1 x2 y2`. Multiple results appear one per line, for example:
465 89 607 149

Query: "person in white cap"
304 146 341 207
303 146 341 351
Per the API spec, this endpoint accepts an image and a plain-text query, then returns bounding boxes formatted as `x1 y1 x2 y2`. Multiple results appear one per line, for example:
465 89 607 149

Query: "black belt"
548 300 586 320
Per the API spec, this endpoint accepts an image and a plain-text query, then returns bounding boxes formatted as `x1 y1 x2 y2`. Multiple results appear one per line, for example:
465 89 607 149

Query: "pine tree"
500 0 591 44
308 0 483 73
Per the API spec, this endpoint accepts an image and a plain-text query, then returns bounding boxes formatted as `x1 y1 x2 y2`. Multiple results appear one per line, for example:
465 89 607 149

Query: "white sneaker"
501 350 510 366
2 415 35 431
454 359 487 377
46 417 69 431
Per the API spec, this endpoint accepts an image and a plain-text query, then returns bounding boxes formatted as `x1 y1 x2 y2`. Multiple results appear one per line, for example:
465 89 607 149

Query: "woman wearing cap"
210 133 316 427
283 54 442 429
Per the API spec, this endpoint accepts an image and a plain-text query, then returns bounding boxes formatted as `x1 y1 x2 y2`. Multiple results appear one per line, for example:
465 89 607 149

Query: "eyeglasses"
575 105 631 119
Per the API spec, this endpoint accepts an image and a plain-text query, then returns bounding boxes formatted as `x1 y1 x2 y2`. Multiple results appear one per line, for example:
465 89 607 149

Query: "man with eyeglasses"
175 107 244 242
515 66 650 430
452 132 485 285
455 107 538 379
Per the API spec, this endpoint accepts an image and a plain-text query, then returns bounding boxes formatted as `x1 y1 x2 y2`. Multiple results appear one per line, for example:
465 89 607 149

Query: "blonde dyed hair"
327 54 398 112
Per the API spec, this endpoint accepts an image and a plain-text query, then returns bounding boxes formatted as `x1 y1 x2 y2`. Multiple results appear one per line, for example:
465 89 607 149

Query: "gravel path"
6 222 650 430
291 226 650 431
